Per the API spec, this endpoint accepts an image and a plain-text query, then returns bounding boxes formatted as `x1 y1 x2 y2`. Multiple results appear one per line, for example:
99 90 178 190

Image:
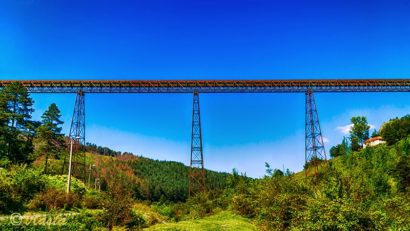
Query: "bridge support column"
305 89 327 176
189 91 206 196
66 90 86 193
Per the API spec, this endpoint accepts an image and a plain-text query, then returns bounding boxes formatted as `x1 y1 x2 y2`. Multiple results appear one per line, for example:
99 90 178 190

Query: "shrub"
82 191 103 209
185 192 215 219
0 165 45 213
134 203 167 226
169 202 189 221
65 209 104 230
152 203 174 218
295 198 376 230
126 210 146 229
28 188 81 211
231 194 256 218
43 175 86 195
0 170 16 213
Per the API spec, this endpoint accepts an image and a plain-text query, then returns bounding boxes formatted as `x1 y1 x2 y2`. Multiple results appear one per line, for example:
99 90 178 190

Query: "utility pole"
67 138 74 193
88 164 95 187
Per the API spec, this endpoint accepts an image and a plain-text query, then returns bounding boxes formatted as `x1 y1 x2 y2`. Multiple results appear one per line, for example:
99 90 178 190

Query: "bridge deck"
1 79 410 93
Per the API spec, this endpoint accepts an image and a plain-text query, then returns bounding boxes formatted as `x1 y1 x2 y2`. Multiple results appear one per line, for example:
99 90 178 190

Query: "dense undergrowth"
227 137 410 230
1 135 409 230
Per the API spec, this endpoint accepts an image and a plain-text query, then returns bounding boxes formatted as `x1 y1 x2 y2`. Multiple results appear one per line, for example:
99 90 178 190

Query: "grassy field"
144 211 258 231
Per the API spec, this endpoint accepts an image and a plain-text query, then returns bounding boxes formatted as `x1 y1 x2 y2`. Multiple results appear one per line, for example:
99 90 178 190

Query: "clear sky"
1 0 410 177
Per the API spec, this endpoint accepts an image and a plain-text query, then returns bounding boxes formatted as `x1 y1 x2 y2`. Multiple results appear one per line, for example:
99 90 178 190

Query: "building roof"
364 136 383 144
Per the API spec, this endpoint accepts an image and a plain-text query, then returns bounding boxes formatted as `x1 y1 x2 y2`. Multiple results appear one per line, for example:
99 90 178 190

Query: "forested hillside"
228 135 410 230
132 157 229 202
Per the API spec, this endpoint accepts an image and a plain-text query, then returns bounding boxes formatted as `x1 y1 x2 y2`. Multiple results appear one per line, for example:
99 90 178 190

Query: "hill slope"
132 156 230 202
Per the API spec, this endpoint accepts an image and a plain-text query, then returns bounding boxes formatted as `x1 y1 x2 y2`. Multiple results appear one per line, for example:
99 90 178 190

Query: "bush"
28 188 81 211
292 198 375 230
152 203 174 218
82 191 103 209
169 202 189 221
185 192 215 219
231 194 256 218
126 210 146 229
43 175 86 195
0 171 16 213
65 209 104 230
0 165 45 213
134 203 167 226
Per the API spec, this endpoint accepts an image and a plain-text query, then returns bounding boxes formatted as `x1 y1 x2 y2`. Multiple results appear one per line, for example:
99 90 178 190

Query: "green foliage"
0 82 34 130
330 137 349 158
264 162 273 176
152 203 175 219
303 156 324 170
94 156 146 229
0 165 45 213
296 198 376 230
132 157 229 202
0 82 36 164
371 129 380 138
228 135 410 230
27 188 81 211
0 164 89 213
42 175 86 195
184 192 215 219
145 210 258 231
85 142 121 156
380 114 410 145
133 203 167 226
350 116 370 151
64 209 104 230
1 85 410 230
33 103 65 174
82 190 103 209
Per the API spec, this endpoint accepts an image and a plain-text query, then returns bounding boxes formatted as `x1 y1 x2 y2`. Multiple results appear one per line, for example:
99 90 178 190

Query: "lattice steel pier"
305 89 327 176
68 90 86 180
189 91 206 196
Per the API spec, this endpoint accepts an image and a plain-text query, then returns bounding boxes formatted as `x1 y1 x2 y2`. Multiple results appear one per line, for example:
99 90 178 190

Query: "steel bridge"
1 79 410 93
2 79 410 194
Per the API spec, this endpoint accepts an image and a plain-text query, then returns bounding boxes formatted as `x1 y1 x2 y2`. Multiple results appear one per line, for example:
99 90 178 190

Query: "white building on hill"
363 136 386 148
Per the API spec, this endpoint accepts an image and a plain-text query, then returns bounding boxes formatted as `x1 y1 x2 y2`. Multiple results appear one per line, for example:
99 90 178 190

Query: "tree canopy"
0 82 35 164
350 116 370 151
380 115 410 145
34 103 65 173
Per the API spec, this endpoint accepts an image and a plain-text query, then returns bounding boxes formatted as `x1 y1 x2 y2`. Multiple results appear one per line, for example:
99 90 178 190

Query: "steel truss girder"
1 79 410 93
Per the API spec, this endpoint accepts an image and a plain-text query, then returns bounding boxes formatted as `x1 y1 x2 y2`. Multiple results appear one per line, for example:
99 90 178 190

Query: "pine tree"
34 103 65 173
0 82 34 129
0 82 34 163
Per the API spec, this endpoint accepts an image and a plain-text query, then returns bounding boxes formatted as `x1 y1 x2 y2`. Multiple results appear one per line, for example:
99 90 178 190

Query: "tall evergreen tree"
34 103 64 173
0 82 34 163
0 102 8 165
0 82 34 130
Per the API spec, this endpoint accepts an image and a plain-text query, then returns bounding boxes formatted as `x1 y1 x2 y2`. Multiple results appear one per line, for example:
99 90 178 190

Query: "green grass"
144 211 258 231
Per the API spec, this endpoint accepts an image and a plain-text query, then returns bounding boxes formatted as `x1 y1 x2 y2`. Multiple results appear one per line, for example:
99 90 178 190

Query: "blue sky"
1 0 410 177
